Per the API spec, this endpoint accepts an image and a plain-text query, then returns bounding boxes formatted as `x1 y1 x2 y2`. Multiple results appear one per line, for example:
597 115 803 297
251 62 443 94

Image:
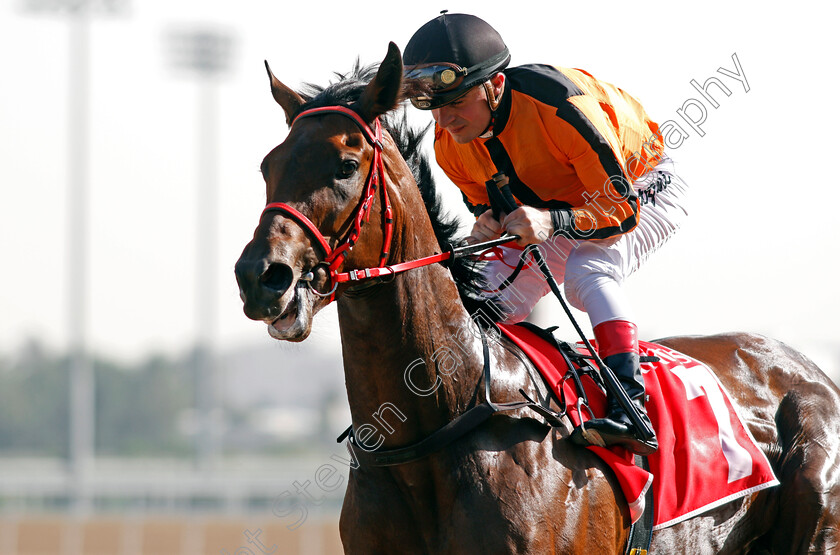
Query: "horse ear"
265 60 305 127
355 42 404 122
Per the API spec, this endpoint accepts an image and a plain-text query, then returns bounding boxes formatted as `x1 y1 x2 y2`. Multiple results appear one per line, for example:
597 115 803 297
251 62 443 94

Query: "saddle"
497 321 779 534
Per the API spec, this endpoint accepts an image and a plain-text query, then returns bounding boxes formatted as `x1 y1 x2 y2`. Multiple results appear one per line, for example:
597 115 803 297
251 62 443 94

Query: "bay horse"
235 43 840 554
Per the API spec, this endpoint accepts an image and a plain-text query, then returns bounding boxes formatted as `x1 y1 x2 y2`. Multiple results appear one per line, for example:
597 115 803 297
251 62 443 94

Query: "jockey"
402 12 689 455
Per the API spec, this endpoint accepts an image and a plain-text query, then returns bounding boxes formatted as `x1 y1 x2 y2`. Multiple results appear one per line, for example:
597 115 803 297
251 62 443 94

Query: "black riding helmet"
403 12 510 110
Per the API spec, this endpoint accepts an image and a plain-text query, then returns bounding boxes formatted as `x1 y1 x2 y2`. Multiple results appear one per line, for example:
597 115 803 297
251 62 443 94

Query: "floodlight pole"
22 0 128 516
67 2 93 516
165 28 233 471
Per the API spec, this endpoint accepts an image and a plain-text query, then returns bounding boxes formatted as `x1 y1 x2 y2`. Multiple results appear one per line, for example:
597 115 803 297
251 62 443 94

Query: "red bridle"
261 105 394 300
258 104 517 303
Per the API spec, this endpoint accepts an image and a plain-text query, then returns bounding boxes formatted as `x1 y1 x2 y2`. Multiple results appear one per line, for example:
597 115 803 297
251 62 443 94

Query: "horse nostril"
261 262 294 293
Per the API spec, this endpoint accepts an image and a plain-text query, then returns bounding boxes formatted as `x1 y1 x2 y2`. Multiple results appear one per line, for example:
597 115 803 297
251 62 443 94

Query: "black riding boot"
571 352 658 455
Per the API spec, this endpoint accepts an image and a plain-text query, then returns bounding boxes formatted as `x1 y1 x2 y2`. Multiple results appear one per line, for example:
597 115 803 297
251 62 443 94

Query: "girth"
336 325 565 467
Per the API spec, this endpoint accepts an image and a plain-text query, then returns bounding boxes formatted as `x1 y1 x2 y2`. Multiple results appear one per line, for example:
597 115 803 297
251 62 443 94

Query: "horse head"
235 43 418 341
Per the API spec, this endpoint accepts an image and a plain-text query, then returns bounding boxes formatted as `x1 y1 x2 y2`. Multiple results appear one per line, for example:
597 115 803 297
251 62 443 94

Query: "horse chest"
344 453 589 553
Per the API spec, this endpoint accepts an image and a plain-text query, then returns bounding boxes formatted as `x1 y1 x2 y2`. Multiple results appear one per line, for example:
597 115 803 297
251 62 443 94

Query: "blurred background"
1 0 837 553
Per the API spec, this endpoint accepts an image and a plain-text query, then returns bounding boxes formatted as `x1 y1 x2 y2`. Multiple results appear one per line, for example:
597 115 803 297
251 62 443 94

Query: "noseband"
260 105 394 301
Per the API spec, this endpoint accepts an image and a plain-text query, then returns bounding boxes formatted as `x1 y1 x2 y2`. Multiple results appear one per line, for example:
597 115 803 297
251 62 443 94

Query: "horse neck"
336 177 485 448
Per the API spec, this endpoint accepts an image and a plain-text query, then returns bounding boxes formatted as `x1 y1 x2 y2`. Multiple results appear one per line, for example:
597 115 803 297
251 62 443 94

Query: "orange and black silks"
434 64 665 240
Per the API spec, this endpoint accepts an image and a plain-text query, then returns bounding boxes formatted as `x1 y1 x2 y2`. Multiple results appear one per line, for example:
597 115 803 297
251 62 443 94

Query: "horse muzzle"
234 257 317 341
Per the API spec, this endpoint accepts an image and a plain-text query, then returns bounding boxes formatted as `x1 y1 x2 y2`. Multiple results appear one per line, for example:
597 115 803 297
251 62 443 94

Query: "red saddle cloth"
498 323 779 529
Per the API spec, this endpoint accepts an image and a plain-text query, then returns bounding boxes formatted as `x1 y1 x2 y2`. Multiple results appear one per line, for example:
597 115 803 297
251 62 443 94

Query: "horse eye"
337 159 359 179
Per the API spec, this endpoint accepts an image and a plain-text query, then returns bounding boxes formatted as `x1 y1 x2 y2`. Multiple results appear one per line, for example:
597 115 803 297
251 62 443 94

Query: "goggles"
405 48 510 110
405 62 471 94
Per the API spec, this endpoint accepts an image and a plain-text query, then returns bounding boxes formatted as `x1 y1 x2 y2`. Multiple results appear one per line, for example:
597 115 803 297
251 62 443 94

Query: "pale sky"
1 1 838 378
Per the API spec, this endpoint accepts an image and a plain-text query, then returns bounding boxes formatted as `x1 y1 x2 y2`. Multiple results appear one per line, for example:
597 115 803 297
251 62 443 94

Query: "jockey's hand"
503 206 553 247
465 209 504 245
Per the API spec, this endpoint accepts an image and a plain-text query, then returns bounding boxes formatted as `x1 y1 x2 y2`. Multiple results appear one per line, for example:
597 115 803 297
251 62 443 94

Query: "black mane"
298 63 502 321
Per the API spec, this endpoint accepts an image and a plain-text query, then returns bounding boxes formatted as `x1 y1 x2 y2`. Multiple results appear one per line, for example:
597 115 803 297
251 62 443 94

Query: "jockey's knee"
564 271 618 314
564 242 622 313
565 258 632 326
